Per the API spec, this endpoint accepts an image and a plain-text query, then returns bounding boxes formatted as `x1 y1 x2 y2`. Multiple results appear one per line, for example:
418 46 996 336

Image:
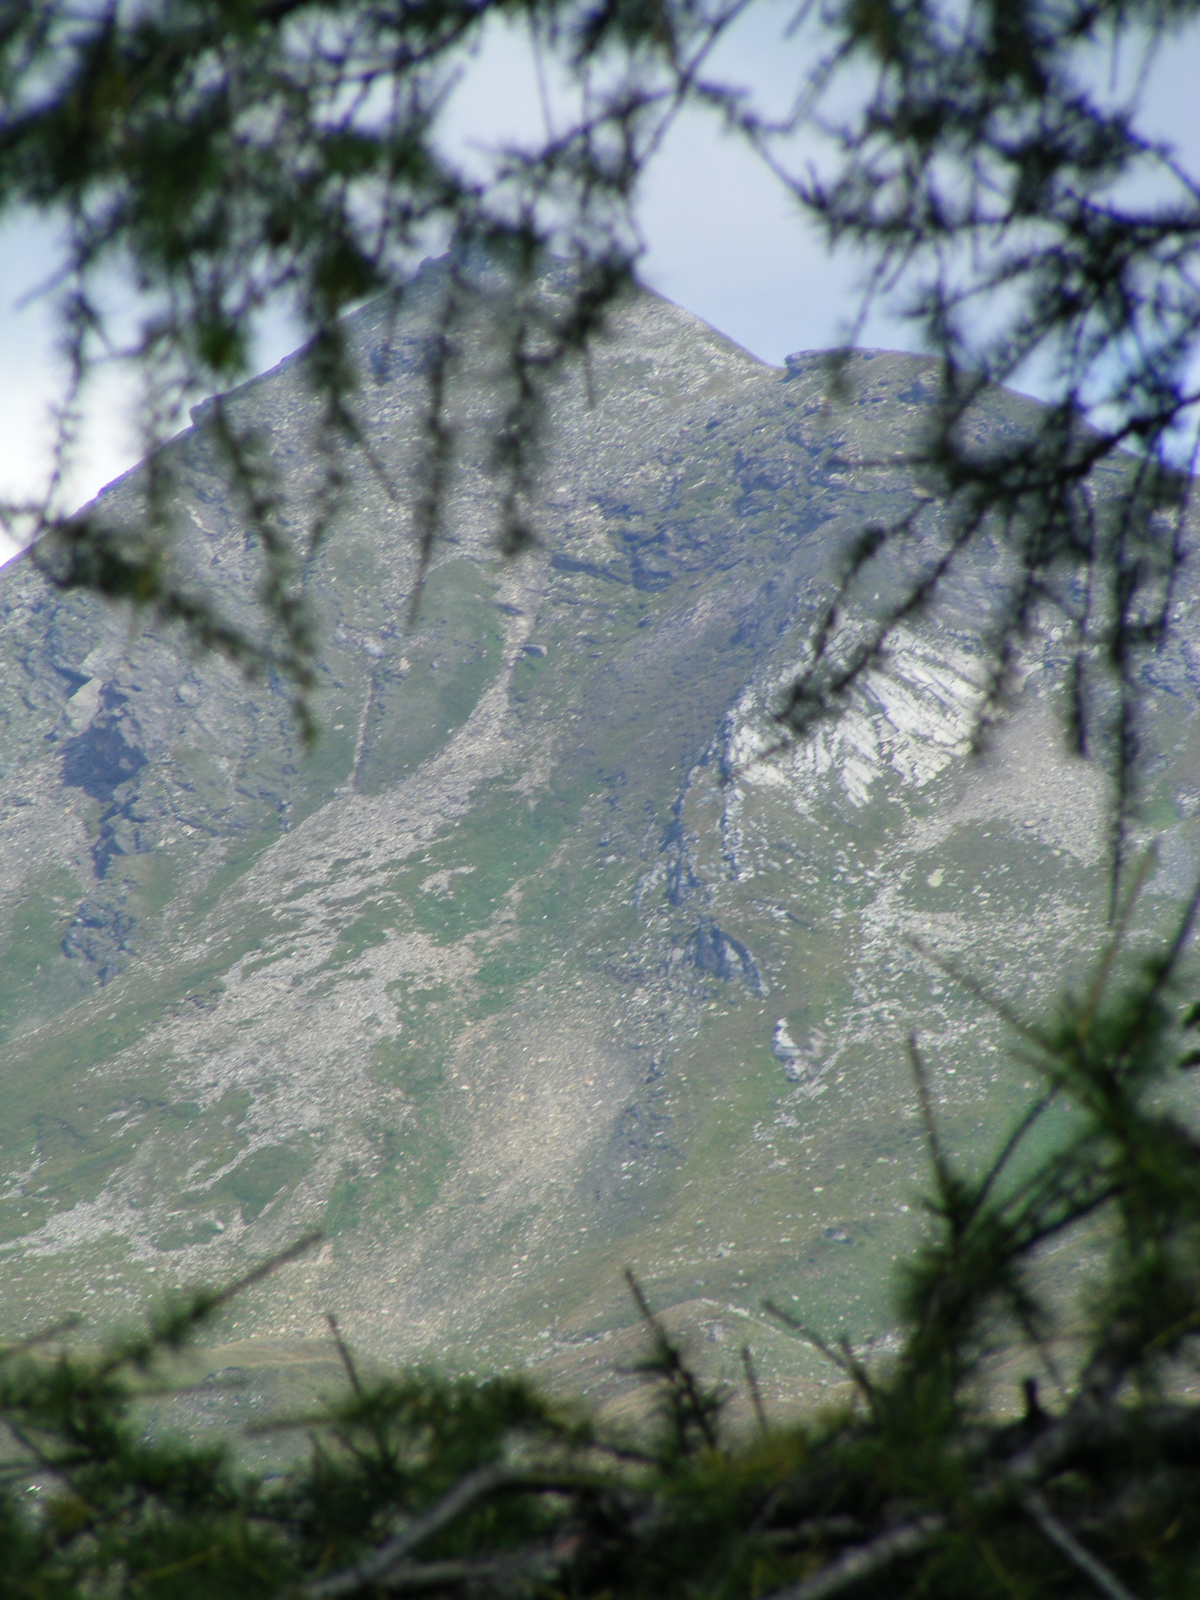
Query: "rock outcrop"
0 260 1196 1389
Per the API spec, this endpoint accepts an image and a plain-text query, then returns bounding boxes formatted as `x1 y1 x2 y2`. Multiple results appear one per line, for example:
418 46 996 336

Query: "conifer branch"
302 1464 595 1599
763 1513 946 1600
1021 1490 1141 1600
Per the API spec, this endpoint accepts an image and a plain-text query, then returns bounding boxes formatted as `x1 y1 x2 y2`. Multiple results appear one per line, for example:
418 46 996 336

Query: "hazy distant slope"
1 260 1197 1392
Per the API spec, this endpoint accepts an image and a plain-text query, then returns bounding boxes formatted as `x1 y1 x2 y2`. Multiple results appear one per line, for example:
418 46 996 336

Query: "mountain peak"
0 281 1193 1406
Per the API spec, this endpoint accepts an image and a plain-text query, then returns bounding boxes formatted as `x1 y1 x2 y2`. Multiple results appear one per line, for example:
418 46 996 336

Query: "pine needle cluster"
4 895 1200 1597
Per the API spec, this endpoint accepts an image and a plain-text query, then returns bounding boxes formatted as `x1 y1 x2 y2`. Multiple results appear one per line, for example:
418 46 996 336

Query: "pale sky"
1 12 1197 566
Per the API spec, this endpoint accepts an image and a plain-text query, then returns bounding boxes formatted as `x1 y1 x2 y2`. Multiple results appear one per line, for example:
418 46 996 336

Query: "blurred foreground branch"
2 901 1200 1592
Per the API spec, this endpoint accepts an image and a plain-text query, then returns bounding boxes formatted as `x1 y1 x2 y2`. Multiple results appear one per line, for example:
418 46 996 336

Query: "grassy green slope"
0 281 1195 1415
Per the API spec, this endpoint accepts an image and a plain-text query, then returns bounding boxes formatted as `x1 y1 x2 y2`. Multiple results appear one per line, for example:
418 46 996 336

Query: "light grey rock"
0 260 1195 1379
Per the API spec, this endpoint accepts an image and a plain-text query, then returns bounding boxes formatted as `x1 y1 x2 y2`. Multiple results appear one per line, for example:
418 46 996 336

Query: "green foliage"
770 0 1200 895
2 0 1196 808
4 908 1200 1595
2 4 1200 1592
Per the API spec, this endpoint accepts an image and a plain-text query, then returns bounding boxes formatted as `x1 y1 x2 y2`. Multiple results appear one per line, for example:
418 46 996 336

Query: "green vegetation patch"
373 1031 445 1099
323 1165 364 1236
326 899 399 967
367 1118 452 1224
355 561 505 794
390 768 603 950
219 1143 310 1222
0 865 86 1040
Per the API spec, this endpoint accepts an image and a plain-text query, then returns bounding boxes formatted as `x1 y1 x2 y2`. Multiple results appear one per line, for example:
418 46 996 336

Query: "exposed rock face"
688 919 766 995
0 259 1197 1384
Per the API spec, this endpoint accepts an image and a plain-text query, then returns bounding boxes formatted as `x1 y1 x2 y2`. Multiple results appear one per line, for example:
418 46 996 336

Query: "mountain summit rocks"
0 262 1197 1389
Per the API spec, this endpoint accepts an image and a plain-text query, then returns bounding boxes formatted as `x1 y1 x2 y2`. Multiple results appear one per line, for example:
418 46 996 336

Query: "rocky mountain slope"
2 259 1198 1403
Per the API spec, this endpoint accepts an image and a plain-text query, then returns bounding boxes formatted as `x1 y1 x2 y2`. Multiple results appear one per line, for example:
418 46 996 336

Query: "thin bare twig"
624 1268 719 1450
325 1311 363 1397
741 1344 768 1435
909 1031 951 1196
1022 1490 1141 1600
303 1464 513 1599
760 1301 876 1410
302 1464 592 1600
0 1316 84 1362
376 1534 578 1593
908 936 1049 1047
763 1514 945 1600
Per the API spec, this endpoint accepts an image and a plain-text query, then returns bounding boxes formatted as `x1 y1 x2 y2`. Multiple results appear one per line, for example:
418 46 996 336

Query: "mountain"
2 259 1198 1408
